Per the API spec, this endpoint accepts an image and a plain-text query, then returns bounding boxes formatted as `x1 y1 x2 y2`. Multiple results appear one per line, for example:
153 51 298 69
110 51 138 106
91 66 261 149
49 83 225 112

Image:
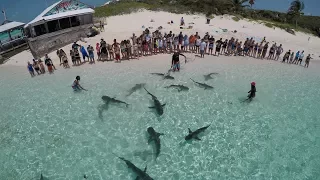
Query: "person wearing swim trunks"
304 54 312 68
200 39 206 58
87 45 95 64
27 62 35 77
72 42 80 51
253 43 258 58
275 44 283 61
38 59 46 74
298 50 304 65
72 76 87 91
289 51 294 63
247 82 256 102
44 54 54 73
267 44 275 60
215 38 223 56
100 39 108 61
178 32 184 50
282 50 291 63
171 50 186 72
261 42 269 59
221 39 228 54
96 43 101 61
33 59 40 75
208 36 215 55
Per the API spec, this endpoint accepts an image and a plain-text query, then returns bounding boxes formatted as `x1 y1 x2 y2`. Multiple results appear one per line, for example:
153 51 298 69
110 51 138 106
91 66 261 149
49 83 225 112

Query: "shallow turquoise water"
0 55 319 180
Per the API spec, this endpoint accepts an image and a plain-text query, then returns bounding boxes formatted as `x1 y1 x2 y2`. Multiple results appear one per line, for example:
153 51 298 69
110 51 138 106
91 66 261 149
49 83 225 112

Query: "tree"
229 0 251 12
287 0 305 27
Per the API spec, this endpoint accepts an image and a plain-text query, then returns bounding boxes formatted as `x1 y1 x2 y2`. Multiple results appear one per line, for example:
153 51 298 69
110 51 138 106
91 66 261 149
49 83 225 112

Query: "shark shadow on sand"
203 72 219 81
126 83 146 97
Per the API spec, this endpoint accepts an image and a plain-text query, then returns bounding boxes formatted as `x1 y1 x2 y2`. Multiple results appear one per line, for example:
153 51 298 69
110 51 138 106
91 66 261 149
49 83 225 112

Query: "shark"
190 78 214 90
144 87 166 116
126 83 146 96
164 85 189 92
150 73 174 80
147 127 164 158
101 96 130 107
185 125 211 141
203 73 219 81
114 154 154 180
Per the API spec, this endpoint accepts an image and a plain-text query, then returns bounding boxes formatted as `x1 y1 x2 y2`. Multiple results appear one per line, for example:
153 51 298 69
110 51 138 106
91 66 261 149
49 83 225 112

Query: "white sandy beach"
3 10 320 68
2 10 320 180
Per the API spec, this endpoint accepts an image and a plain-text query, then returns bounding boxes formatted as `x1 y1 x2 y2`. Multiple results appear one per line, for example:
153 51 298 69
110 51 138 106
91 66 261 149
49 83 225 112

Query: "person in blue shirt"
27 62 35 77
298 50 304 65
80 45 89 62
293 51 300 64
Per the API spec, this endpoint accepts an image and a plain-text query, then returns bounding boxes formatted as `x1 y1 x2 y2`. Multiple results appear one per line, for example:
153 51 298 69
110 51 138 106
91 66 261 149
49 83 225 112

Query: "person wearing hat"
72 76 87 91
247 82 256 101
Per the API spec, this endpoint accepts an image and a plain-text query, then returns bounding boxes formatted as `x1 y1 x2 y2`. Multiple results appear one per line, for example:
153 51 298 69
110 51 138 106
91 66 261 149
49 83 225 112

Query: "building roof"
0 21 25 33
25 0 94 27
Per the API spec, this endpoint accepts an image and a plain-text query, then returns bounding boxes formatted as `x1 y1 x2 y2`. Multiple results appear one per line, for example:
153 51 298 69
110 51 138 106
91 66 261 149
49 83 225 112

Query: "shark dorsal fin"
188 128 192 133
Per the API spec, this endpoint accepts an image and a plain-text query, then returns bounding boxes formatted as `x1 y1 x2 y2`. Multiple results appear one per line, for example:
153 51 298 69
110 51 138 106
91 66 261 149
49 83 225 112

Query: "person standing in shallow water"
304 54 312 68
171 50 186 72
247 82 256 102
72 76 87 91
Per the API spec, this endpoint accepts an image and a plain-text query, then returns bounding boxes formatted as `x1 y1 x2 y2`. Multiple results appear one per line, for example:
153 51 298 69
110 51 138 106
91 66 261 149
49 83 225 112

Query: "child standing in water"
247 82 256 102
304 54 312 68
72 76 87 91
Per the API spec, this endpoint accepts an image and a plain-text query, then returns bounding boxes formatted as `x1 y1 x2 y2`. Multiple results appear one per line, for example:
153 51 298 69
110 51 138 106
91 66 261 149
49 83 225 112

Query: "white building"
24 0 95 58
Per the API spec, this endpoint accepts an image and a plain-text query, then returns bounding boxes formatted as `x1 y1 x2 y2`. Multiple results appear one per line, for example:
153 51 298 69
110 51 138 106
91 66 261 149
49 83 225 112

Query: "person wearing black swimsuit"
171 50 186 72
247 82 256 101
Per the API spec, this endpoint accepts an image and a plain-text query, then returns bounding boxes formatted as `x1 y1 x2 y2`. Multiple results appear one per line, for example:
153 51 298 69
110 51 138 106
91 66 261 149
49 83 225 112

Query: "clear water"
0 55 319 180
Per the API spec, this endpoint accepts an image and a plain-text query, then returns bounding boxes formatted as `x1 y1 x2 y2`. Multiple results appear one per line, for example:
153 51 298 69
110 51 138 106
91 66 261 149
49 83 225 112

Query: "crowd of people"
27 26 313 77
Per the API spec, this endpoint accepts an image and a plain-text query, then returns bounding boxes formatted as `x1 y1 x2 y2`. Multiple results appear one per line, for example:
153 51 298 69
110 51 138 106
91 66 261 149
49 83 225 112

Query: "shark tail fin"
144 165 147 172
143 87 151 95
112 152 123 160
195 136 201 141
40 173 44 180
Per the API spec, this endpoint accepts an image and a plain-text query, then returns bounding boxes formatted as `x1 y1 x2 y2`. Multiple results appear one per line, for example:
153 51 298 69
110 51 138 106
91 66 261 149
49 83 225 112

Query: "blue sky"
0 0 319 23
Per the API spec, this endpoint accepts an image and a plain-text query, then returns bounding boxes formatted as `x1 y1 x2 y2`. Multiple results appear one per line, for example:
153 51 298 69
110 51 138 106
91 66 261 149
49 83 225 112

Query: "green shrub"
265 23 274 28
232 16 240 22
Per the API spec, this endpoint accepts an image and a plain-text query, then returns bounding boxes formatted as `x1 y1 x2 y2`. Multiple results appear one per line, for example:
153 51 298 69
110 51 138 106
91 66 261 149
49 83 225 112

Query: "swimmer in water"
246 82 256 102
72 76 87 91
171 50 186 72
